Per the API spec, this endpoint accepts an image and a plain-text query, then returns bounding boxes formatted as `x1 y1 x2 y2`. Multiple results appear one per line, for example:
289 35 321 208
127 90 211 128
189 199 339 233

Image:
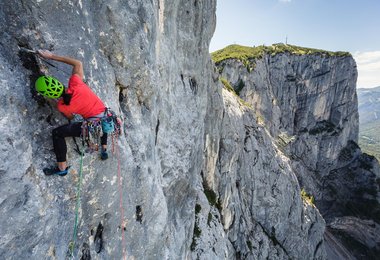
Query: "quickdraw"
81 119 103 153
80 108 122 153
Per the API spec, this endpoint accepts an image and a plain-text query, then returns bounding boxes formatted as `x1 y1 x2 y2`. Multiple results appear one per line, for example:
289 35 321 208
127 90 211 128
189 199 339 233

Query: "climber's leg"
43 122 82 176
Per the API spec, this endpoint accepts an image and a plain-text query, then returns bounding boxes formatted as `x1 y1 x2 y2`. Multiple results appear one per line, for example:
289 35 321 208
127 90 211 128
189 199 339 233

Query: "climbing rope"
68 150 84 258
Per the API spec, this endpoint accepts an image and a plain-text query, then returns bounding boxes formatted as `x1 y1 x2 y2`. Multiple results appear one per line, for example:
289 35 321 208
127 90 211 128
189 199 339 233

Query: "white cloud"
279 0 291 2
354 51 380 65
354 51 380 88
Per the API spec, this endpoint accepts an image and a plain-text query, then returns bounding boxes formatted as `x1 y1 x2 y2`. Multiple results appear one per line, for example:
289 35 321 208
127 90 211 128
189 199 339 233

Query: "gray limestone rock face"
1 0 217 259
219 53 359 180
199 87 326 259
216 51 380 258
0 1 343 259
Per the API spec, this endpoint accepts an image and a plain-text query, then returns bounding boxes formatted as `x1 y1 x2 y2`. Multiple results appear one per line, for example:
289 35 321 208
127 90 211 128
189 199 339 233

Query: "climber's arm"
38 50 84 80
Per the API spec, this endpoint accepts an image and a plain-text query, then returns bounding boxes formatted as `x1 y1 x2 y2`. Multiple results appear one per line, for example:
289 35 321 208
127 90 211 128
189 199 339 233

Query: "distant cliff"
358 86 380 125
213 44 380 259
358 87 380 162
0 1 378 259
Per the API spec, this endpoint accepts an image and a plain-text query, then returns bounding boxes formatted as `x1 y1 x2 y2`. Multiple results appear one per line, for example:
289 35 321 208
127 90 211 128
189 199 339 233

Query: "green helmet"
35 76 64 98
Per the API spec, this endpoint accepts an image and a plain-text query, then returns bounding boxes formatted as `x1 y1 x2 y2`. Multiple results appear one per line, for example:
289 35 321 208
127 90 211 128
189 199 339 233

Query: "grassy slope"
211 43 351 65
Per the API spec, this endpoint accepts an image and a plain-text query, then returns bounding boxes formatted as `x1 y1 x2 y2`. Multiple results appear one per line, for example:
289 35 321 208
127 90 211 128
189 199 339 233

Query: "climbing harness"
80 108 122 153
81 118 104 153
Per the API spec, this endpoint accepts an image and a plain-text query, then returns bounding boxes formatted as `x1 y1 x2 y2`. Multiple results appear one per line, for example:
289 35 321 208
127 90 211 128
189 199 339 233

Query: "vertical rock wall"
200 84 325 259
217 51 380 258
1 1 328 259
219 53 359 184
0 0 217 258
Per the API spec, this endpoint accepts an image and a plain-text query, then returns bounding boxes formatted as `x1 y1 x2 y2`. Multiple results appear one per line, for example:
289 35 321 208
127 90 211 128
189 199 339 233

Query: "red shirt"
57 75 105 119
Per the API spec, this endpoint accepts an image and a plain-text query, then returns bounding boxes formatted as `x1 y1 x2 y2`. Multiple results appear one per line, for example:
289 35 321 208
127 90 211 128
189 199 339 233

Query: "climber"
35 50 109 176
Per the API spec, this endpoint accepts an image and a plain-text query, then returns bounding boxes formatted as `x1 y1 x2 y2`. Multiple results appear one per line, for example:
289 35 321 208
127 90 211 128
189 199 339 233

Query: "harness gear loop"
81 119 103 153
79 108 122 153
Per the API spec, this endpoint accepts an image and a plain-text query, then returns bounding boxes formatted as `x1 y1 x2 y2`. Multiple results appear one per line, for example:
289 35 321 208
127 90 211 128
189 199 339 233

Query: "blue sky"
210 0 380 88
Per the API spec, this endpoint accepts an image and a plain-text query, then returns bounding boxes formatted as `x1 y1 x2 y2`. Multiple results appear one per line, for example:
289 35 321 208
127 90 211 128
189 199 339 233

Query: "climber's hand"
37 50 54 59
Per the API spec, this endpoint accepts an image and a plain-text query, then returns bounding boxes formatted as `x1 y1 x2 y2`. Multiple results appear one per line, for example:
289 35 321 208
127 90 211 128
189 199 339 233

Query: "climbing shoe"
43 166 70 176
100 149 108 160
